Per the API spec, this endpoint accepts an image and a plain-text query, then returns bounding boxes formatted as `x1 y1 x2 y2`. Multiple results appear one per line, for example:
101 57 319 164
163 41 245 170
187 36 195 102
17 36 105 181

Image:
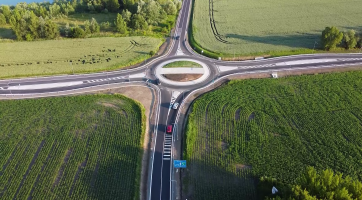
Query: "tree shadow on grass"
182 159 258 200
225 33 321 49
0 27 15 39
73 145 144 200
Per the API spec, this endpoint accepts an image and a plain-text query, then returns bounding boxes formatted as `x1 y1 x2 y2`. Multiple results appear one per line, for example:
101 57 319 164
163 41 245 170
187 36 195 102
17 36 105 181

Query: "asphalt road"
2 0 362 199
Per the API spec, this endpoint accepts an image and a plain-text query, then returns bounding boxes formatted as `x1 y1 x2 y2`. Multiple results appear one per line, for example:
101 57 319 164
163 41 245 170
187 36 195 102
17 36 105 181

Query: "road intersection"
2 0 362 199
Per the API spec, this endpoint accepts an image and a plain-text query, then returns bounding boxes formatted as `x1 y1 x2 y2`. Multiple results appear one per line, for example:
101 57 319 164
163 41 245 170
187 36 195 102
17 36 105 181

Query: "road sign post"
174 160 186 168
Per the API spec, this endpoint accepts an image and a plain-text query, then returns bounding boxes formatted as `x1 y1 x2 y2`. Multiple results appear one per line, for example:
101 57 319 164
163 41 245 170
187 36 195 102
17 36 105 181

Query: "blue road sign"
174 160 186 168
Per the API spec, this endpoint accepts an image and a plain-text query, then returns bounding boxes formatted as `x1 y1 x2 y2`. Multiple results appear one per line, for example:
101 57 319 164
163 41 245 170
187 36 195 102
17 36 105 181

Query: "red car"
166 125 173 133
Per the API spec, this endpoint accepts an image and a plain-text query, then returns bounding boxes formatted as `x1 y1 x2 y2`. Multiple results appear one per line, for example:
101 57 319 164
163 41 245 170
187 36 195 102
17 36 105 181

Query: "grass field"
192 0 362 56
0 36 162 78
184 71 362 199
0 94 145 200
163 61 202 68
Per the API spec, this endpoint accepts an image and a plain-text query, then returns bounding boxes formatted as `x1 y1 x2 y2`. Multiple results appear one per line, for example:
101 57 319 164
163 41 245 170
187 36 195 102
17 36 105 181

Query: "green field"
0 37 162 78
192 0 362 56
184 71 362 199
0 94 145 200
163 61 202 68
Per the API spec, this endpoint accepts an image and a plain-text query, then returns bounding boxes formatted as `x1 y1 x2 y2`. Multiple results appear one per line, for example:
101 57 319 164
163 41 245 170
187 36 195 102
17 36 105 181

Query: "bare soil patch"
163 74 202 82
235 164 252 172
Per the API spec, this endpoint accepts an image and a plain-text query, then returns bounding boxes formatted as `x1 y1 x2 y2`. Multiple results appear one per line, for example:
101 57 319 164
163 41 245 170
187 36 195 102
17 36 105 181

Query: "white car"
172 103 179 109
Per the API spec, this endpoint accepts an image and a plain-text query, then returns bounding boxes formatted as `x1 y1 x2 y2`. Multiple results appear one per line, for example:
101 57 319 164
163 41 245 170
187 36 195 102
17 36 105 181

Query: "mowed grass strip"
193 0 362 55
0 94 145 200
0 36 162 78
184 71 362 200
163 61 202 68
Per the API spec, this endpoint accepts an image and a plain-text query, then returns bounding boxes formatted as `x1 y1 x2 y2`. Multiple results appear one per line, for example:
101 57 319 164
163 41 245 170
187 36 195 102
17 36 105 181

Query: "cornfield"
184 71 362 199
0 94 145 200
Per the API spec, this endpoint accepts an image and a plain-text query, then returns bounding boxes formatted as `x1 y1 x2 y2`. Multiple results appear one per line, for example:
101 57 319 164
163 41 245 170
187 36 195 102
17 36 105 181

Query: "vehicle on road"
167 125 173 133
155 78 161 85
173 103 179 109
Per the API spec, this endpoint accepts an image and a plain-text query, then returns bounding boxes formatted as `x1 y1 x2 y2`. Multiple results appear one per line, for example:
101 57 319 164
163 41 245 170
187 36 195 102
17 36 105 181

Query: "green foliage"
163 1 177 15
259 167 362 200
90 17 100 33
121 9 132 26
131 14 148 31
0 13 6 25
343 30 358 50
70 26 86 38
321 26 344 50
115 13 128 34
149 50 155 56
0 94 145 200
184 71 362 199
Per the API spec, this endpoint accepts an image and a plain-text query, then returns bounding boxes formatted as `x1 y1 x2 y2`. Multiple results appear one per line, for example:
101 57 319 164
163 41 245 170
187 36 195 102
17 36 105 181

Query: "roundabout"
1 0 362 199
155 58 210 86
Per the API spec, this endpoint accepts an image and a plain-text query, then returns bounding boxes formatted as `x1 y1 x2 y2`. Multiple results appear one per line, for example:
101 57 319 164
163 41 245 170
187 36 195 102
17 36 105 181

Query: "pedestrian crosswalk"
86 76 125 83
163 134 172 160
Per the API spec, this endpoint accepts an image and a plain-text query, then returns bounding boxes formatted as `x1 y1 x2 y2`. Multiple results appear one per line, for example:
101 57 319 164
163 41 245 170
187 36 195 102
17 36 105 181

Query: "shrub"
70 27 85 38
321 26 343 50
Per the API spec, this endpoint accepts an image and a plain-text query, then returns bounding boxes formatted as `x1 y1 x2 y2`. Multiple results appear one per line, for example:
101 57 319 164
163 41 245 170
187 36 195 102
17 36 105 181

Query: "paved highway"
2 0 362 199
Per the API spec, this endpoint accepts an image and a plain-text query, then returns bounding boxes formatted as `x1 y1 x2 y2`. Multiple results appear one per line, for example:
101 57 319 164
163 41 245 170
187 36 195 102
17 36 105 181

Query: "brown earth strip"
13 140 45 200
163 74 203 82
27 140 58 200
53 148 73 188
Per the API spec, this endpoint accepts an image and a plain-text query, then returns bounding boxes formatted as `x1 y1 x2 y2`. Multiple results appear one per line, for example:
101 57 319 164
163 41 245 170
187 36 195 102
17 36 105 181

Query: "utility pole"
313 41 318 53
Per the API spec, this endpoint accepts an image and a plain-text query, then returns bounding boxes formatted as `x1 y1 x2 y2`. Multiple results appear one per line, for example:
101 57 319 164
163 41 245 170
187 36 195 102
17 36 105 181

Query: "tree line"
259 166 362 200
0 0 181 40
321 26 362 51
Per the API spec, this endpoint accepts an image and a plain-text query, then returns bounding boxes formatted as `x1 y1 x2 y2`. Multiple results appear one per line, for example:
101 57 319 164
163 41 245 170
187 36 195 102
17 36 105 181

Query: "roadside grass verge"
0 94 145 200
0 36 162 79
183 70 362 199
163 61 202 68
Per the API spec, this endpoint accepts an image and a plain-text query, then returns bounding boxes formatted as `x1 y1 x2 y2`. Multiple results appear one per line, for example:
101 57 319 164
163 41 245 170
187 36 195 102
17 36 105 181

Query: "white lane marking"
163 158 171 160
218 66 238 72
275 59 337 66
160 67 204 74
129 72 146 78
6 81 83 90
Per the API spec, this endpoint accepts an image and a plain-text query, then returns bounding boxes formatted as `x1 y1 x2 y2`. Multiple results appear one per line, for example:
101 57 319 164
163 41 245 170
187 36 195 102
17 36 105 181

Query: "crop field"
192 0 362 56
163 61 202 68
184 71 362 199
0 94 145 200
0 37 162 78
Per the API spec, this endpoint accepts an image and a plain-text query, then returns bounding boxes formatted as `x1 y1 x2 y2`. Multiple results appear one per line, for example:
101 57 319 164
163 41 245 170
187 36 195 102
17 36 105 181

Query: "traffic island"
155 59 210 86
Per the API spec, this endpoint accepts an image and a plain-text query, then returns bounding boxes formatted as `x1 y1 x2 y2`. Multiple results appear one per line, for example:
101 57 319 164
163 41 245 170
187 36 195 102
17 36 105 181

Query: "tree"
70 26 85 38
131 14 148 30
343 30 357 49
90 17 100 33
121 9 132 26
115 13 128 34
164 1 176 15
106 0 120 12
83 20 91 34
0 14 6 25
321 26 343 50
44 19 59 39
0 5 11 23
149 50 155 56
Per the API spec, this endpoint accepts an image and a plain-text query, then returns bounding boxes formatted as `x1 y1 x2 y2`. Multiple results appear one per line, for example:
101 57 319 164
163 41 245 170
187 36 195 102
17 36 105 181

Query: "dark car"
155 78 161 85
167 125 172 133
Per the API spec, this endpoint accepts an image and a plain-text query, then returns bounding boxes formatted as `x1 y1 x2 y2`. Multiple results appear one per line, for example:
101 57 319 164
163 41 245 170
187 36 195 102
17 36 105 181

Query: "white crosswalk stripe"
87 76 126 83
